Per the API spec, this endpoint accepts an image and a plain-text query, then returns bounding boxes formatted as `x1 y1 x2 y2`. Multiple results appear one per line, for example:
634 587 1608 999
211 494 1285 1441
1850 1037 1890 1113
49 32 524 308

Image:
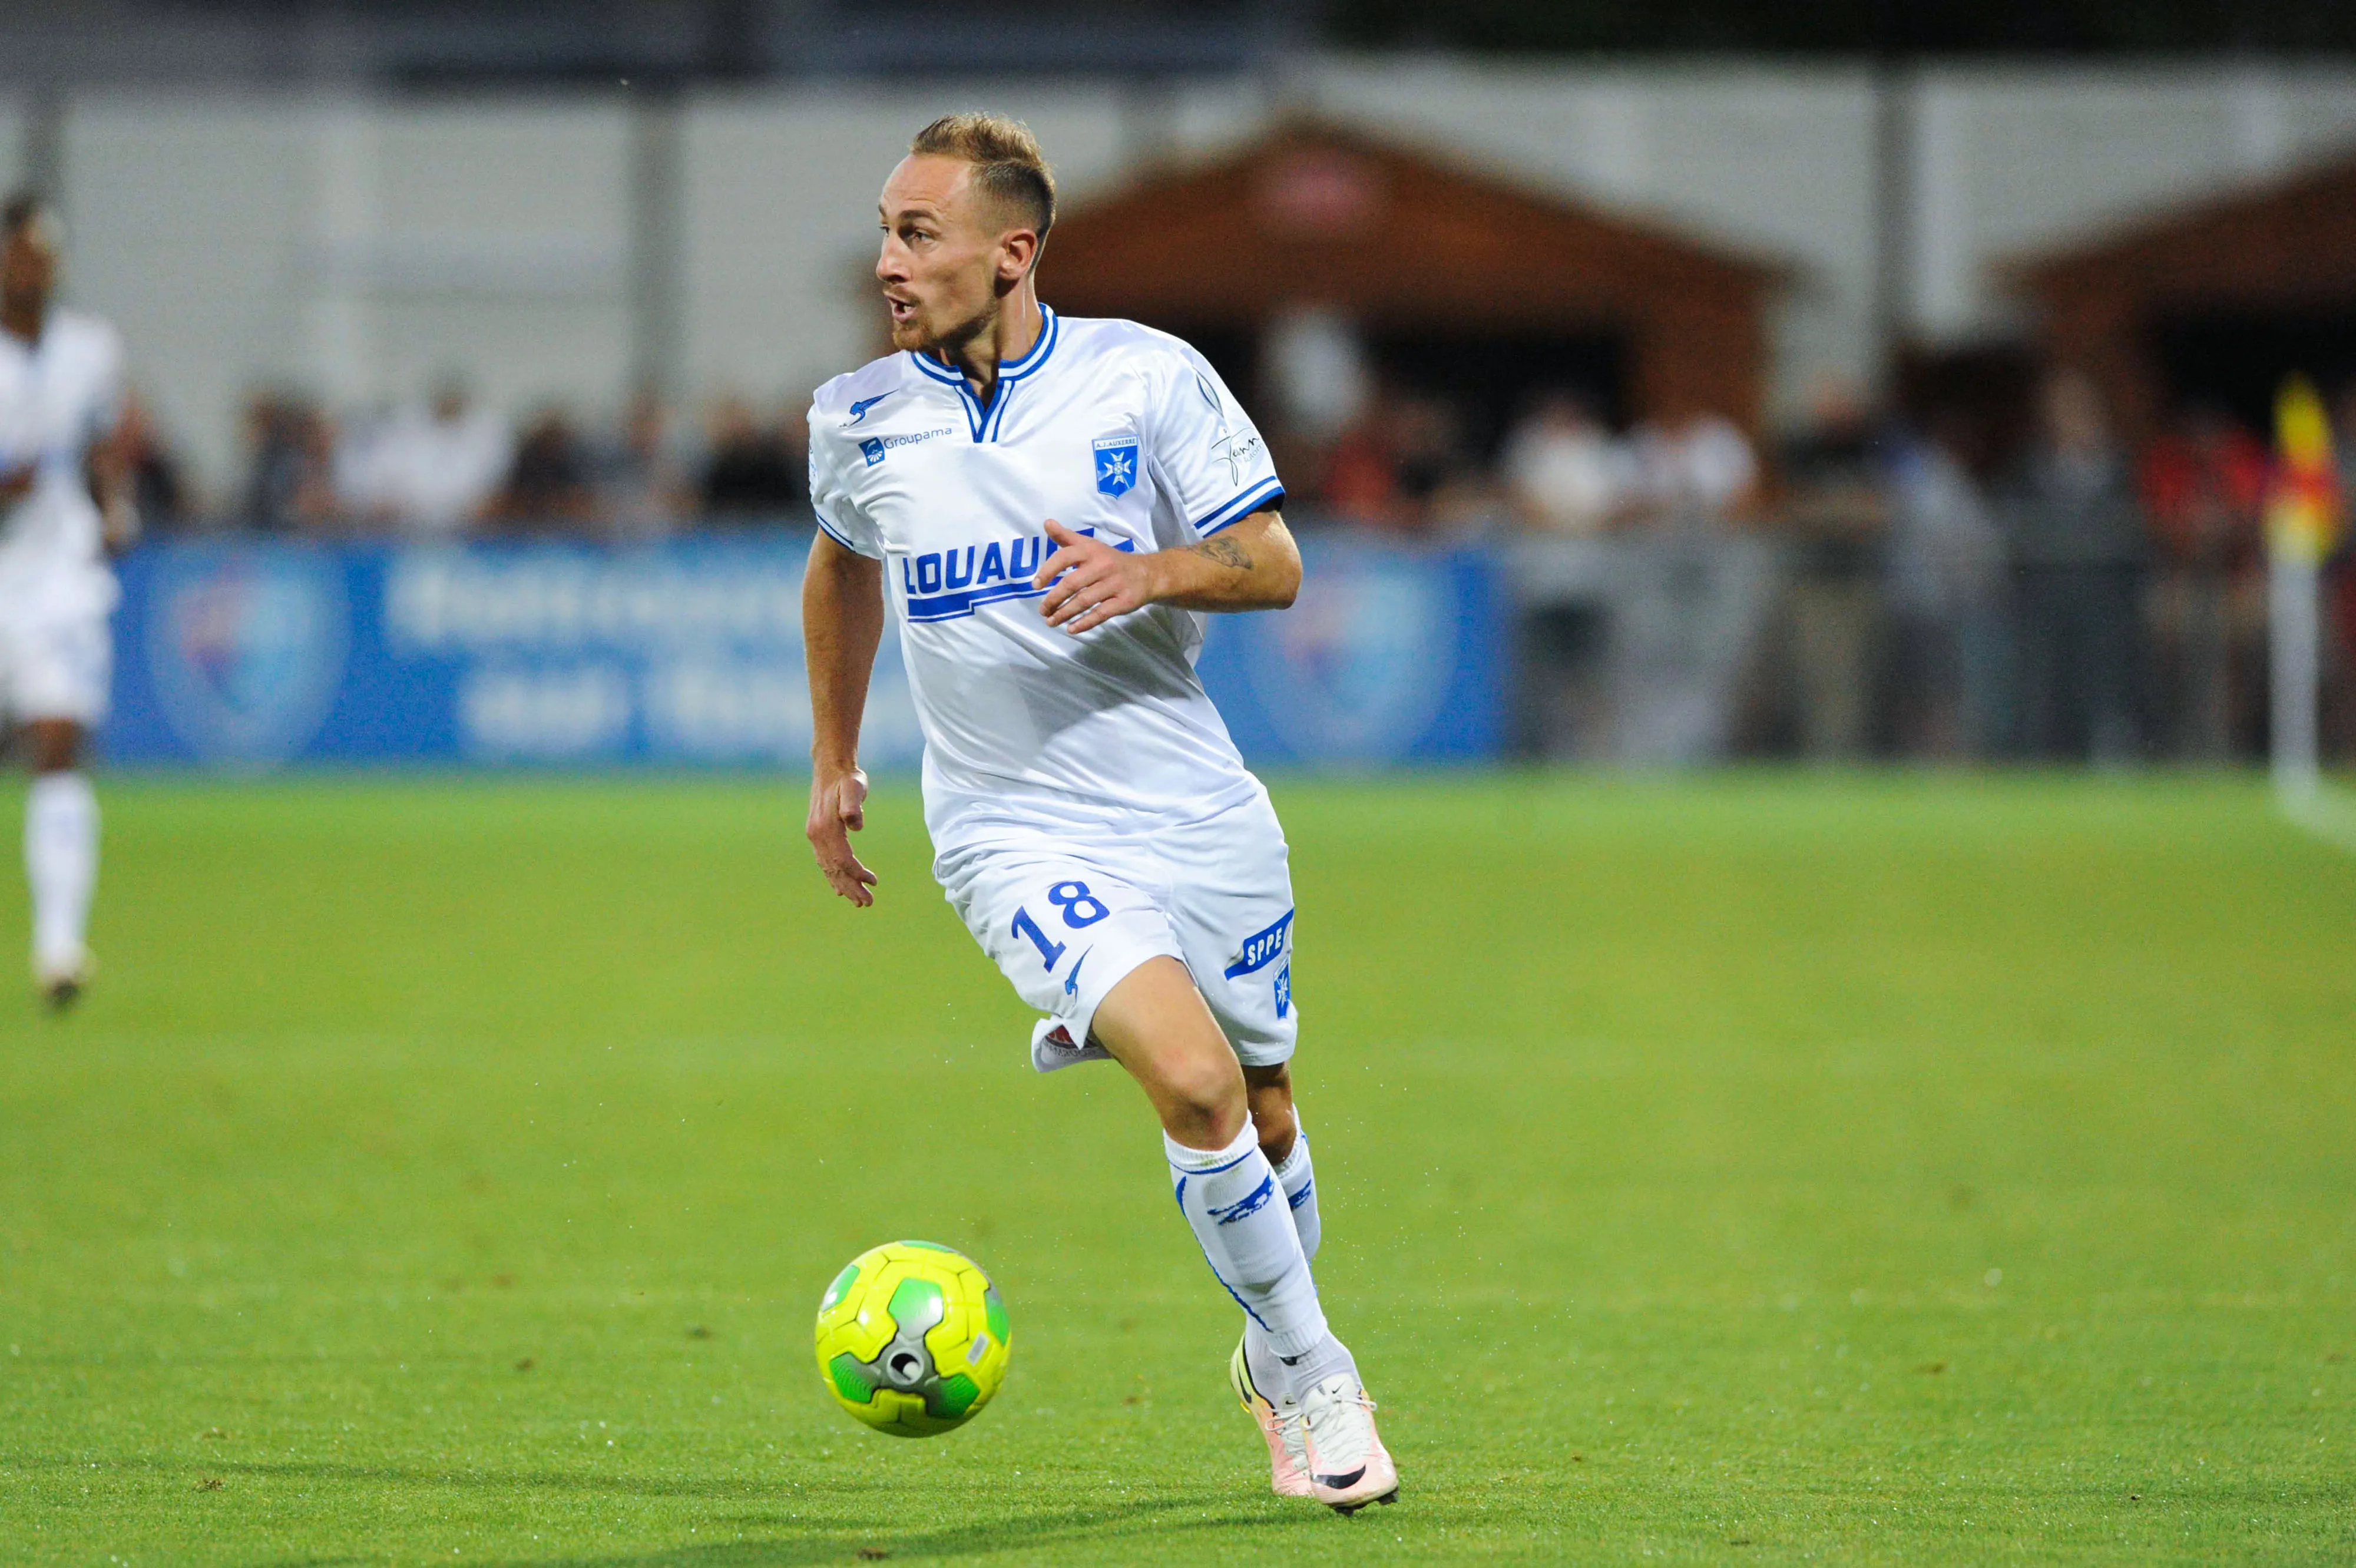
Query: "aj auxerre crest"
1093 434 1139 497
145 546 350 765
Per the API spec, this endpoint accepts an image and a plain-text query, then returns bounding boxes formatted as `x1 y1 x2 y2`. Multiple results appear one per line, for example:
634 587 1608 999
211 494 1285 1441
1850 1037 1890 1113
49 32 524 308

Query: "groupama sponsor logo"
858 426 954 465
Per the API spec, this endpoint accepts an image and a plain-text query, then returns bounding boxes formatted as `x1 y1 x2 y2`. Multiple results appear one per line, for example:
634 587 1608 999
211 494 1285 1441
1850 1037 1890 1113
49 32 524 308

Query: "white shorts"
0 608 111 727
937 788 1299 1067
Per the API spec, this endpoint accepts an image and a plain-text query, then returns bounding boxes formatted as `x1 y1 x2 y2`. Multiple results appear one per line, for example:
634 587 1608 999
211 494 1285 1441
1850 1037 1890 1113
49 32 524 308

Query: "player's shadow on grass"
215 1461 1296 1566
485 1496 1287 1567
212 1457 810 1504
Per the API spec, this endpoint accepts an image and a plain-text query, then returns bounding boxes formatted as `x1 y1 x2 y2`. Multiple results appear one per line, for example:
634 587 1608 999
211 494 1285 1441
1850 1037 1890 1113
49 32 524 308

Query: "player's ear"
997 227 1039 286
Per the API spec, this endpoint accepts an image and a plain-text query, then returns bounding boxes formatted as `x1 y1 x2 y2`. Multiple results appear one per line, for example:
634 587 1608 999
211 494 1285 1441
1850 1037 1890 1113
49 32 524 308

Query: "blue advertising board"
102 536 1503 770
1196 540 1506 766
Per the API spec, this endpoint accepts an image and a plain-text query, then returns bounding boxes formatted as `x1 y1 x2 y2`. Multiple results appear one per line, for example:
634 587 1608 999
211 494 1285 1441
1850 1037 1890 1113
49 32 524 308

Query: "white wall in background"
62 94 632 494
679 82 1133 419
64 95 320 490
348 98 633 421
0 98 26 194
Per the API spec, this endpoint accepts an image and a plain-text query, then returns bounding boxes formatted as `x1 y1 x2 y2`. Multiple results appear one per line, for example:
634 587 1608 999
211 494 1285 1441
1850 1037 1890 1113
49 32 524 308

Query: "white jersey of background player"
802 115 1396 1511
0 194 131 1008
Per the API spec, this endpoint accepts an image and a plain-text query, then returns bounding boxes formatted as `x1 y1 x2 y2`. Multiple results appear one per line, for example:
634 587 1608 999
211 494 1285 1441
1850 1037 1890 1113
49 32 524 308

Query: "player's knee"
1169 1065 1243 1127
1159 1048 1246 1144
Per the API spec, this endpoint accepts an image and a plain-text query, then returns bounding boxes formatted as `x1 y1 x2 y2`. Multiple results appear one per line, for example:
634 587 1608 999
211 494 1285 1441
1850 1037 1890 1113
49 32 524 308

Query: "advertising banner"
102 537 1503 770
1195 540 1506 765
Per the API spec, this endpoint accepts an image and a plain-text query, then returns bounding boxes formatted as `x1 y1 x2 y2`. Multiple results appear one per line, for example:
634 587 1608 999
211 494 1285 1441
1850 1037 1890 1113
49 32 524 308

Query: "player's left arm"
87 335 138 554
87 422 138 555
1035 508 1300 635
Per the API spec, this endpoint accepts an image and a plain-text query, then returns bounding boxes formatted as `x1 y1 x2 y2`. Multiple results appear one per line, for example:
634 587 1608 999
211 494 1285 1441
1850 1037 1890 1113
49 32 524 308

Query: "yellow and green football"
813 1240 1011 1437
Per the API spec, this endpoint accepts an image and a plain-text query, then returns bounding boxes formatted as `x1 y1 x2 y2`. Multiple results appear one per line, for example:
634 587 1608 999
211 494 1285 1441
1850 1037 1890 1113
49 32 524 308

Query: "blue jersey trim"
908 349 962 382
997 304 1058 377
813 509 866 554
1196 477 1286 536
906 305 1058 446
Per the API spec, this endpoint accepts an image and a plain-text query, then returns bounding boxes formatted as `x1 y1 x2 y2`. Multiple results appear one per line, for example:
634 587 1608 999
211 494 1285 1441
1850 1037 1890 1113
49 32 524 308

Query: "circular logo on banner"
145 548 349 766
1242 551 1451 760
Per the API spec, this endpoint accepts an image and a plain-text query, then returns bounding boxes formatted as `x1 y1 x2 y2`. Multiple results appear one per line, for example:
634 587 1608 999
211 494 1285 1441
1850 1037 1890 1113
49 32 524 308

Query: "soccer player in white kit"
802 116 1397 1511
0 195 131 1009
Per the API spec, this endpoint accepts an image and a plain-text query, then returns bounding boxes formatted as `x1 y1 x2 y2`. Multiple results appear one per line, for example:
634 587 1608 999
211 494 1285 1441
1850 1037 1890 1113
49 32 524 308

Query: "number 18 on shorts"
937 797 1299 1069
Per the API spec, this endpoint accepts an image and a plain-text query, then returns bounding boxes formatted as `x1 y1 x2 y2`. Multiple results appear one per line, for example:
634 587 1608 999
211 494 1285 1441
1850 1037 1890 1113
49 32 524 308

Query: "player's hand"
0 462 35 507
1035 517 1156 634
100 499 141 557
806 766 878 907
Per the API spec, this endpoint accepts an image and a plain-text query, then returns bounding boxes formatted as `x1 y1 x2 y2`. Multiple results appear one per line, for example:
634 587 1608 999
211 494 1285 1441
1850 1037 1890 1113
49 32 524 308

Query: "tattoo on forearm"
1191 536 1253 572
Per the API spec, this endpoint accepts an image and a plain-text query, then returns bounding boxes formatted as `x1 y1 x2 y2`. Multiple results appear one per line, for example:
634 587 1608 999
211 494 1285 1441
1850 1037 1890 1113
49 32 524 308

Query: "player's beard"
891 292 998 359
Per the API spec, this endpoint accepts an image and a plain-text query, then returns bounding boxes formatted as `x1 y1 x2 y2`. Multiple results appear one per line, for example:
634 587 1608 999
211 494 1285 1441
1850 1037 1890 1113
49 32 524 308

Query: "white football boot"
1301 1371 1399 1514
1028 1018 1111 1074
1229 1335 1313 1498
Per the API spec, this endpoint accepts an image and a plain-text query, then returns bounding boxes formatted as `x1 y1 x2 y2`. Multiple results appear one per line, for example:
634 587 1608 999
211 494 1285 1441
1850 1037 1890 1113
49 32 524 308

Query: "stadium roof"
2006 146 2356 429
1040 117 1789 431
2010 151 2356 306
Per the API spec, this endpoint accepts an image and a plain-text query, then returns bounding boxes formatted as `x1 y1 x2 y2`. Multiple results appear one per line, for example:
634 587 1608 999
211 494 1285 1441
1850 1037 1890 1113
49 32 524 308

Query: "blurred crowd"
137 378 808 544
1265 365 2355 766
124 360 2353 766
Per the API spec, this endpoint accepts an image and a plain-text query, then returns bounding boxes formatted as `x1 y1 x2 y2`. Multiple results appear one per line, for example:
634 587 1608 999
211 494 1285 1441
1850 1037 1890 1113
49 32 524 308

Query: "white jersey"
0 308 124 621
809 307 1285 848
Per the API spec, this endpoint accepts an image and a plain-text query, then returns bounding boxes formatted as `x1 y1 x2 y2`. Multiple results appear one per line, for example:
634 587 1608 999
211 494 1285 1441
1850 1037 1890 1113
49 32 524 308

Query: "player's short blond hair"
910 114 1057 238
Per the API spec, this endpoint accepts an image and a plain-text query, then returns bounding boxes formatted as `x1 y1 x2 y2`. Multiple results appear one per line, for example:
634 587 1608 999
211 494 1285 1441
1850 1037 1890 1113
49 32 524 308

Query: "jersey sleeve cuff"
813 507 878 558
1194 477 1286 536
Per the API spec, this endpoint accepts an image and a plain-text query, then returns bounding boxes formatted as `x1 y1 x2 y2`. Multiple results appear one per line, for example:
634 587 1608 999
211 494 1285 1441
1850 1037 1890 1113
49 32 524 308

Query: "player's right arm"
803 524 885 907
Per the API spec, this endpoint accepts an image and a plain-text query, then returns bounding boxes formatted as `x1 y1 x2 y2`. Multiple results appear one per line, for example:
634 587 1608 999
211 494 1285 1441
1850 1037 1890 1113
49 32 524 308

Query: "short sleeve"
806 405 885 560
1143 345 1285 537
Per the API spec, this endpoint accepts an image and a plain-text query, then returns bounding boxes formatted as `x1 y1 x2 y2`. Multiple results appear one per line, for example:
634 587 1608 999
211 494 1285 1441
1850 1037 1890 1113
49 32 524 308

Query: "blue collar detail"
908 305 1058 443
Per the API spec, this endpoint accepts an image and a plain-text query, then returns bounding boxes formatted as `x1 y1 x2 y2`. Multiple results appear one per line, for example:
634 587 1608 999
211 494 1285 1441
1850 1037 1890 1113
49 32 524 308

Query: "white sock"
1245 1316 1358 1405
25 772 98 973
1273 1120 1321 1262
1166 1120 1327 1359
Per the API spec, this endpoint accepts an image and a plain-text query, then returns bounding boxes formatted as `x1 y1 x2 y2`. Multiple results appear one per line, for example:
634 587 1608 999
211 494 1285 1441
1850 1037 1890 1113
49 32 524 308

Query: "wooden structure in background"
2010 151 2356 437
1040 118 1785 433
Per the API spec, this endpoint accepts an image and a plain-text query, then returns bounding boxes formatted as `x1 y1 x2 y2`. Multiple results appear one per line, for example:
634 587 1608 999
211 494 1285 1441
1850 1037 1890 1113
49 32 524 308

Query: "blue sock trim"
1208 1263 1272 1330
1172 1172 1271 1329
1210 1172 1278 1226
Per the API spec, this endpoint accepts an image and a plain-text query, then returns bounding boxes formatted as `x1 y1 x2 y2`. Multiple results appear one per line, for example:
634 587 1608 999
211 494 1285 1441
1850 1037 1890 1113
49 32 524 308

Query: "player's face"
0 217 58 313
876 155 1015 355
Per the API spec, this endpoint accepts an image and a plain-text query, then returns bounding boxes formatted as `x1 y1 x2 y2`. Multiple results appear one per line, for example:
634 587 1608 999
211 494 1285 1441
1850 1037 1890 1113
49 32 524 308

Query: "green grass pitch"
2 773 2351 1564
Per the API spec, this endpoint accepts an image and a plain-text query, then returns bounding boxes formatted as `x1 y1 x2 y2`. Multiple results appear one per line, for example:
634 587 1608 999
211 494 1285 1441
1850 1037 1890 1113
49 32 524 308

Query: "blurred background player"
0 193 131 1007
802 115 1397 1512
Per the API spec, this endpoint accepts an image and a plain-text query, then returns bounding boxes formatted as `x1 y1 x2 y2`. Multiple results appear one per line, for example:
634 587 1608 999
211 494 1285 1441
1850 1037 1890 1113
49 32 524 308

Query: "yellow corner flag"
2268 375 2343 567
